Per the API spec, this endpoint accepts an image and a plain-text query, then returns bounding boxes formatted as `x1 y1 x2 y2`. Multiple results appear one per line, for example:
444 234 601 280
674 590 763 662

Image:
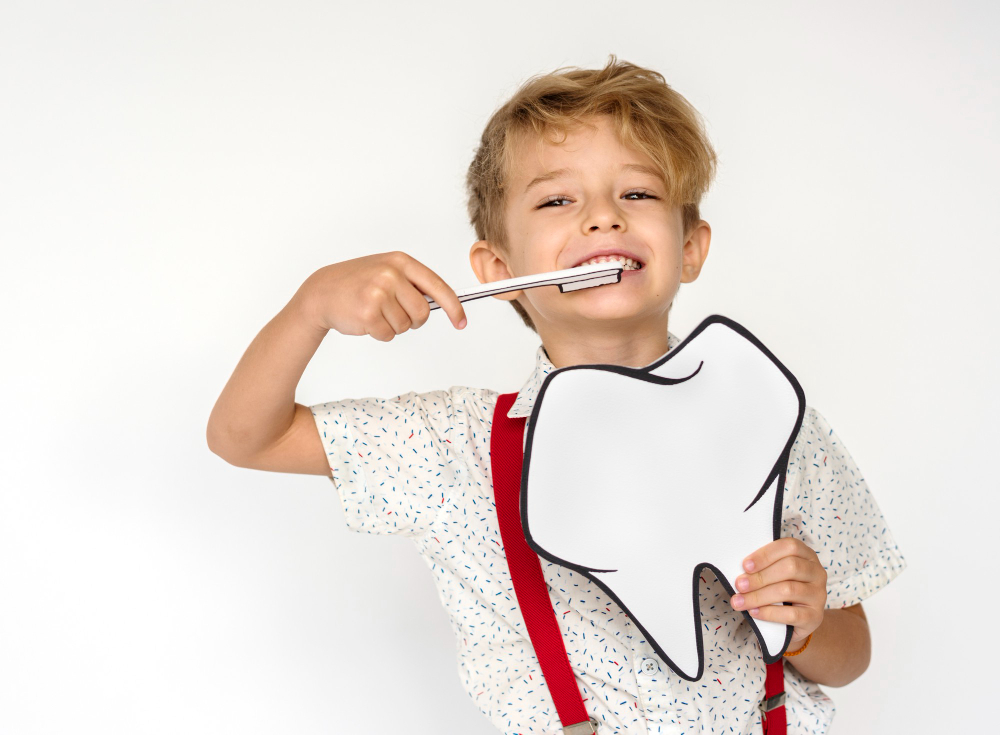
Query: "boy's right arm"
205 297 332 475
205 252 468 475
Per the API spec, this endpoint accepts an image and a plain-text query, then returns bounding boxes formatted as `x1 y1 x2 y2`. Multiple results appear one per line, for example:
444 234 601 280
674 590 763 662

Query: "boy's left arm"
730 406 908 688
729 537 872 688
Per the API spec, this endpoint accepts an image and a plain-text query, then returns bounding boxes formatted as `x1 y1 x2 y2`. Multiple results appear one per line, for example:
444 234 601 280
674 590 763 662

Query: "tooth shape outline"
519 314 806 681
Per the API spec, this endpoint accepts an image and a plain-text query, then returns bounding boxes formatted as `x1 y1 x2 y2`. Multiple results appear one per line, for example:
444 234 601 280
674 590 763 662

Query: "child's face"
472 114 710 336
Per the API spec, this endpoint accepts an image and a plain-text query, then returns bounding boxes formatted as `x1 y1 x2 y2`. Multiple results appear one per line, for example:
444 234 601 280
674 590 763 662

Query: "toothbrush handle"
424 263 624 311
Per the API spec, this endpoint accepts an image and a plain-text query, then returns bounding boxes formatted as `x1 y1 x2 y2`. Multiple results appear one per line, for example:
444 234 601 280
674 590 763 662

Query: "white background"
2 1 996 733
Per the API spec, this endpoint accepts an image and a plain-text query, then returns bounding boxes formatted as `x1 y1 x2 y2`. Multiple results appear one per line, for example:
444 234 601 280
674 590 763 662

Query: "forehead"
508 119 660 189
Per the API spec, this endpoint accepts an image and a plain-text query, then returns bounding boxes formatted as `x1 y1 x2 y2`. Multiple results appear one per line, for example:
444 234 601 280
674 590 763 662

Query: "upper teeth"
580 255 641 270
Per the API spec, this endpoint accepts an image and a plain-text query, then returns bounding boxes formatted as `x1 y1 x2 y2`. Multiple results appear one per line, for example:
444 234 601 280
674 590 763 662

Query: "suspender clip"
758 691 786 713
562 716 599 734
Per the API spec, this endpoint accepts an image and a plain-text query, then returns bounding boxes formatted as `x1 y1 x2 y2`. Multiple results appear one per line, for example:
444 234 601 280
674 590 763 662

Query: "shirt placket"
631 640 684 735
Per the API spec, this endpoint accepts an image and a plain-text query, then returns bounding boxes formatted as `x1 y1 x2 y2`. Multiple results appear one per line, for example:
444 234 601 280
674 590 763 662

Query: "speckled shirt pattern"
309 330 907 735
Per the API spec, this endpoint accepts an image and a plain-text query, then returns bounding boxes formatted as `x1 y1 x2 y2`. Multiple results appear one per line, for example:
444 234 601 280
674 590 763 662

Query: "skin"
468 115 871 687
733 538 870 687
470 115 709 371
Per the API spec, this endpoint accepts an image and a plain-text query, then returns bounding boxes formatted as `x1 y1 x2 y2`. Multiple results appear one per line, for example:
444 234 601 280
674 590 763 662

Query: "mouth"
574 254 644 271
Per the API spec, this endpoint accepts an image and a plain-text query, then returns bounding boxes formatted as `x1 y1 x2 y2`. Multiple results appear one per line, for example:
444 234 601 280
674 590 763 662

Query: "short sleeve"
309 386 472 538
781 406 908 609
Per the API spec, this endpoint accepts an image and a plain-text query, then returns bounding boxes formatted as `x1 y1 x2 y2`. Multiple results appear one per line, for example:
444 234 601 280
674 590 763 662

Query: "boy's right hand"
298 251 468 340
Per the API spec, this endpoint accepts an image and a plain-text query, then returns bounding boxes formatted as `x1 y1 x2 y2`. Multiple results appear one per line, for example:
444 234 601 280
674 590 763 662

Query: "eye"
537 196 572 208
536 189 659 209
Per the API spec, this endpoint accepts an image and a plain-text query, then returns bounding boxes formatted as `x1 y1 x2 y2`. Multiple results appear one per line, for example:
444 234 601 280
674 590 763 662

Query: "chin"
568 303 653 322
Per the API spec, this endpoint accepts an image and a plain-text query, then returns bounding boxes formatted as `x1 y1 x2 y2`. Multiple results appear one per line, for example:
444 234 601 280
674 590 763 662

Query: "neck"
538 319 672 369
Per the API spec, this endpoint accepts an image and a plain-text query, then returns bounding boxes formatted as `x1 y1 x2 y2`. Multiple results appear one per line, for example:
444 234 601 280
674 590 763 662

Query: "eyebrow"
522 163 663 195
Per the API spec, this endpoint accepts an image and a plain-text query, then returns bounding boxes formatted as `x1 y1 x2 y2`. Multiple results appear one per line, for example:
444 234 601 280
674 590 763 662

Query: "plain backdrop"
2 1 997 733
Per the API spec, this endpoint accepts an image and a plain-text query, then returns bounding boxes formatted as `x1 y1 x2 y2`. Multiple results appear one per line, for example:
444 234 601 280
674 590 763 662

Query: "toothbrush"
424 261 625 311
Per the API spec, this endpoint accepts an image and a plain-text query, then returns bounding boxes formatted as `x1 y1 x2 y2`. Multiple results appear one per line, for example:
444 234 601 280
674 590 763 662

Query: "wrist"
783 632 812 657
288 283 329 337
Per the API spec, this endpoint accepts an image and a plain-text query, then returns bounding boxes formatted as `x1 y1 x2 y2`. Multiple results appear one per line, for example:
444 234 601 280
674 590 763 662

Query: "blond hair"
465 54 718 332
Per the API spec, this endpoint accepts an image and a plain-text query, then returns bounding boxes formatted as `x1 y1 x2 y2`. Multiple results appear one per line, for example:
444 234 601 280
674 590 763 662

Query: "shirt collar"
507 330 682 418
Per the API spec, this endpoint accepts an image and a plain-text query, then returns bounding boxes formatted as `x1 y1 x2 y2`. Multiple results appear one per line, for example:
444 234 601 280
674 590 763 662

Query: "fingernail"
736 577 749 591
749 608 759 616
732 595 744 608
458 318 467 329
744 560 755 572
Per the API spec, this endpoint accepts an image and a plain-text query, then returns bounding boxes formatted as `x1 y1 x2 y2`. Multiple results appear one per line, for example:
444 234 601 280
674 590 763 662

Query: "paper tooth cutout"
521 314 806 681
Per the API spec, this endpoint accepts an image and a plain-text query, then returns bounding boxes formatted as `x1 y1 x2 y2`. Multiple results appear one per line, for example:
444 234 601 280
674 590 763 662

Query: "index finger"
404 258 468 329
742 537 814 574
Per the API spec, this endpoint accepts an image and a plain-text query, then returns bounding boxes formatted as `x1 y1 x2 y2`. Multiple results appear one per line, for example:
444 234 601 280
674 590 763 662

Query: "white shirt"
309 330 907 735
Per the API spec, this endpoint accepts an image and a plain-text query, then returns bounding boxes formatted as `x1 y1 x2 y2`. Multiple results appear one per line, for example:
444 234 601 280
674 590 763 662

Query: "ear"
680 220 712 284
468 240 523 302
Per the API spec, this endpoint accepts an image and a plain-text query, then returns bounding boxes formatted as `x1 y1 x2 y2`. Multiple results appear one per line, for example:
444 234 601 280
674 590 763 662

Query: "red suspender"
491 392 597 735
490 391 787 734
761 657 787 734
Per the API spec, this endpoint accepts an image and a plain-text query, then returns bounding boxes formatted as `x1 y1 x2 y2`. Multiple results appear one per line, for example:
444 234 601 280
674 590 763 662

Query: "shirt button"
640 658 659 674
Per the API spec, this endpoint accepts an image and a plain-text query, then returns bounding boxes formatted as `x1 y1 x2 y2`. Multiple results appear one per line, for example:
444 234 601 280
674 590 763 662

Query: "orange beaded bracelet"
783 633 813 657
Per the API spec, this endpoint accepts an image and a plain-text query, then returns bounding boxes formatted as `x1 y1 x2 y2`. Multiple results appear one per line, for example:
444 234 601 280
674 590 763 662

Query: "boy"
207 56 907 734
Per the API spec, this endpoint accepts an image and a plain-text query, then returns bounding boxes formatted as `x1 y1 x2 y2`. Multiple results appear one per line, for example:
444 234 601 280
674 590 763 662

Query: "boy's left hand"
730 537 828 645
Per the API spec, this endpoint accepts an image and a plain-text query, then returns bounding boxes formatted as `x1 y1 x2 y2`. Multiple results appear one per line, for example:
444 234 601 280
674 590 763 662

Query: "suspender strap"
490 391 785 734
760 652 787 733
491 392 597 734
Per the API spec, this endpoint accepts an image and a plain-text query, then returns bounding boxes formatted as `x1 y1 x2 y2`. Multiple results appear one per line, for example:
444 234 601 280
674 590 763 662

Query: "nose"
584 195 625 233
